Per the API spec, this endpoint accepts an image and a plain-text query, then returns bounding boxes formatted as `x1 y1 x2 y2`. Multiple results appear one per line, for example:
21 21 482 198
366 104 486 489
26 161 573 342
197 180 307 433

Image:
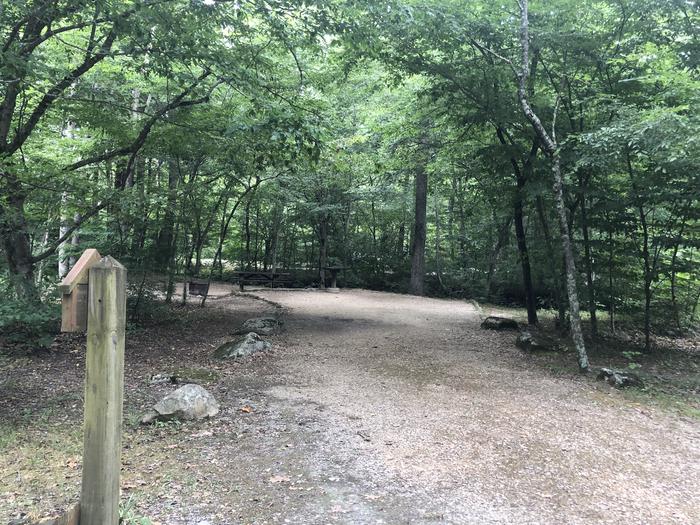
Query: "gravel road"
6 287 695 524
208 288 699 525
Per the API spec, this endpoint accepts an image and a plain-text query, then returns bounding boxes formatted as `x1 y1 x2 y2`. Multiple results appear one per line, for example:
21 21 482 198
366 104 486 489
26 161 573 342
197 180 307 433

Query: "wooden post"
81 256 126 525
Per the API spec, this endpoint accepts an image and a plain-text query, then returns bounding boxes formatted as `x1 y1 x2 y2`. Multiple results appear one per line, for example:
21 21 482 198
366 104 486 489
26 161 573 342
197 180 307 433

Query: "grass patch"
120 494 155 525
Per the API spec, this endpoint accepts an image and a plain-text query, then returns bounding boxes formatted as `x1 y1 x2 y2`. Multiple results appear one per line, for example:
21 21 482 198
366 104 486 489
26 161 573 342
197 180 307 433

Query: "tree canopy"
1 0 698 366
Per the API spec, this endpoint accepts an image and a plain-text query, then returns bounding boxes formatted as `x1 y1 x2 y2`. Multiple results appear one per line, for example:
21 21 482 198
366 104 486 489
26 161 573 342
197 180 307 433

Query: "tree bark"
607 225 616 333
244 196 252 270
155 159 179 269
434 195 446 291
59 191 70 279
516 0 589 371
486 215 512 300
513 193 537 324
669 217 688 330
579 180 598 336
639 202 653 353
497 128 538 325
318 216 329 288
535 196 566 324
410 166 428 296
0 181 38 301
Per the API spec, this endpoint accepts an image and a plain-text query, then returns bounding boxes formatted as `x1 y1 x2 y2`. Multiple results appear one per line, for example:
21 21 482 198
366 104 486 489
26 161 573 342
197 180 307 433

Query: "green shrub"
0 298 60 350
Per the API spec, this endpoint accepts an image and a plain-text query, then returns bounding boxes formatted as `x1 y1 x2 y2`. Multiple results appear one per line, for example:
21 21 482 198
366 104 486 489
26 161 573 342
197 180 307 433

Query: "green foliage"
622 351 643 371
126 275 173 328
0 295 59 350
0 0 697 353
119 495 153 525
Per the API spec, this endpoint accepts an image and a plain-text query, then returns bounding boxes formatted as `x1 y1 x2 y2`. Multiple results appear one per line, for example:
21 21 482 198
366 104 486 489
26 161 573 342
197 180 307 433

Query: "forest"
1 1 700 524
2 0 698 367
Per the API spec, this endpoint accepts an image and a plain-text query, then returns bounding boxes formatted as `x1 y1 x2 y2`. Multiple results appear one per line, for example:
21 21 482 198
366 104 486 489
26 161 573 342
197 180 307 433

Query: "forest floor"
1 286 699 524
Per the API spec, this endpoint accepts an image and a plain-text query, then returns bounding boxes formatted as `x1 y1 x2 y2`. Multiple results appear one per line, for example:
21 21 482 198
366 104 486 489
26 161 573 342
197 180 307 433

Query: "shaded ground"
1 288 699 524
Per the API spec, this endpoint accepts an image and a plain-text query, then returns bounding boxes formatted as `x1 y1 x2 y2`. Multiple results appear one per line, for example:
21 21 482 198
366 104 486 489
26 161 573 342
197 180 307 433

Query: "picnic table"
232 270 291 291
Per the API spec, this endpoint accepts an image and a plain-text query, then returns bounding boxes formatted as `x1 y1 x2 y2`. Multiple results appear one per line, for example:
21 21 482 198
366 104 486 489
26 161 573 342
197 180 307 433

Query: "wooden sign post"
60 251 126 525
81 256 126 525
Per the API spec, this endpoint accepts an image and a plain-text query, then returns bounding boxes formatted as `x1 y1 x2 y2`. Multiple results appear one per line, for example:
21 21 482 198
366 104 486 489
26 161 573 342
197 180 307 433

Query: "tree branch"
31 201 107 263
67 71 214 173
7 28 118 155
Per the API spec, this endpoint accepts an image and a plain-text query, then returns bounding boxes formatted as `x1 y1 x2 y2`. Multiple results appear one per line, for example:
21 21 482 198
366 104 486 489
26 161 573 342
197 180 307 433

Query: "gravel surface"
2 288 698 524
229 288 700 525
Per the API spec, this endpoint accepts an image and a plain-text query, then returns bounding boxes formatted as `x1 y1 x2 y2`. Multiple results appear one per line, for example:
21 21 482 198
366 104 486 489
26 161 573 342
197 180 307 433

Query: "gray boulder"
597 368 644 389
516 329 558 352
236 317 282 335
141 384 219 424
481 316 519 330
215 332 271 358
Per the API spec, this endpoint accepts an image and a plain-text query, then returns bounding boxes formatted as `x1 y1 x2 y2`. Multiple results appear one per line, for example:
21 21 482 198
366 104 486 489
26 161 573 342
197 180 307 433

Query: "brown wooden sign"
59 248 101 332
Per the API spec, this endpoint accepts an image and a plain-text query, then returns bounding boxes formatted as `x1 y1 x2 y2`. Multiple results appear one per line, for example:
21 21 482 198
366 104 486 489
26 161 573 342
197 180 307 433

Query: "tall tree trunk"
535 196 566 325
669 219 687 330
318 216 328 288
36 225 50 286
193 237 204 275
58 191 70 279
70 212 81 266
626 151 653 352
270 204 283 273
396 172 411 261
579 181 598 336
165 222 179 304
434 195 446 291
253 201 261 269
0 182 38 301
410 167 428 296
486 215 512 300
456 176 468 267
516 0 589 371
370 198 379 273
244 196 252 270
129 156 148 256
448 177 456 260
607 226 616 334
498 129 539 325
155 159 179 270
639 203 653 353
513 195 537 324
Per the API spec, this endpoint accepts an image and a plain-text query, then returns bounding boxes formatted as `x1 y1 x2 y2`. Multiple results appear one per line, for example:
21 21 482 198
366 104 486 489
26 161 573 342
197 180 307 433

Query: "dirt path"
2 288 698 524
173 288 698 525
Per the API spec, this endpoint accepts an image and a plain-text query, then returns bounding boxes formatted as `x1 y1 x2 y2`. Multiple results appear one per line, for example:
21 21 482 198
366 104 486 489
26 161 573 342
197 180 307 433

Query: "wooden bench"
232 271 291 291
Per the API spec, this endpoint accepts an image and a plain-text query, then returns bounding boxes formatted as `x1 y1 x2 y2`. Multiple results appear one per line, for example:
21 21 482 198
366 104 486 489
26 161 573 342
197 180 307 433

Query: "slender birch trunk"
516 0 589 371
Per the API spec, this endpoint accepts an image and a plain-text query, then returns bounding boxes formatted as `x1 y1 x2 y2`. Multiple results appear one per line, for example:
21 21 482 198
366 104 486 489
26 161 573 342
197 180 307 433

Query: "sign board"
59 248 101 332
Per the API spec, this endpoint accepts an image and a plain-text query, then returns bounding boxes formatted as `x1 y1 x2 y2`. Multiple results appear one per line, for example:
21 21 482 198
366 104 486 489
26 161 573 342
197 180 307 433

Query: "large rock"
214 332 271 358
481 316 519 330
597 368 644 389
236 317 282 335
141 384 219 424
516 329 558 352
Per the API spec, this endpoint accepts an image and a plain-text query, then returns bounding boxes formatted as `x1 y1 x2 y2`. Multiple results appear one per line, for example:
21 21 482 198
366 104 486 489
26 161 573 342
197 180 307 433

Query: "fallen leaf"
241 405 254 413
